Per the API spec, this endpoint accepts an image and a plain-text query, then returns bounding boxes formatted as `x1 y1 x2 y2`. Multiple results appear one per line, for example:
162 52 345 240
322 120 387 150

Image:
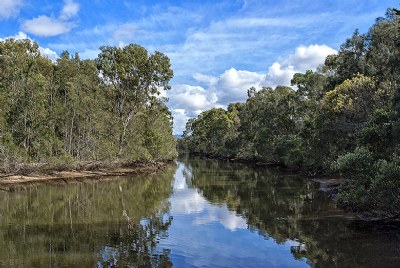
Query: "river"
0 156 399 267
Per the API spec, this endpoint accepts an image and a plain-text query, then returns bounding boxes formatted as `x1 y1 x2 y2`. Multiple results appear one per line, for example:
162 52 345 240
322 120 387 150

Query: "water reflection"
160 157 310 268
0 157 399 267
175 155 400 268
0 170 175 267
170 162 247 231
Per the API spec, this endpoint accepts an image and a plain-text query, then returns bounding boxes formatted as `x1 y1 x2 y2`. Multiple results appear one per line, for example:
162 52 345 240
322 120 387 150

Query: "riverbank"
182 153 400 223
0 160 172 191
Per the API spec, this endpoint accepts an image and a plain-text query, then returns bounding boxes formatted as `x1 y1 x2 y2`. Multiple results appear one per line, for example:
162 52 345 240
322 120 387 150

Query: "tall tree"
96 45 173 157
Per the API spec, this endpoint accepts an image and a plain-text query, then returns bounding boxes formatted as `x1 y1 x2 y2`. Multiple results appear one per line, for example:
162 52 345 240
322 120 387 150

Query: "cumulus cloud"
210 68 267 104
266 44 337 86
169 44 336 134
0 31 58 61
168 85 218 116
21 0 79 37
166 84 219 134
0 31 28 41
288 44 337 70
267 62 296 87
0 0 23 19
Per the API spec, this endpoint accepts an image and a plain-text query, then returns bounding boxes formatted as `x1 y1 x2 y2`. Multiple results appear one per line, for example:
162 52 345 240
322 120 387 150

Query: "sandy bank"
0 161 171 191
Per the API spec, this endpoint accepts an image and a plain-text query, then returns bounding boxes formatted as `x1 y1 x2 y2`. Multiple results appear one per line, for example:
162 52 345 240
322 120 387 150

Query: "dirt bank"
0 161 172 191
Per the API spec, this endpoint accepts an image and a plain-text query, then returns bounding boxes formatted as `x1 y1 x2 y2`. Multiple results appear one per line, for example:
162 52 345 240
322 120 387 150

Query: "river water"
0 156 399 267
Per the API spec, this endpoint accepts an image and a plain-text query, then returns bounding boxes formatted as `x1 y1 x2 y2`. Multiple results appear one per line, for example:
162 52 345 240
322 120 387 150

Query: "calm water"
0 156 399 268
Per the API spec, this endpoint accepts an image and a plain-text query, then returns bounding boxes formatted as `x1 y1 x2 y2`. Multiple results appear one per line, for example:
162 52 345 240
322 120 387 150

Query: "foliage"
0 40 177 171
333 148 400 218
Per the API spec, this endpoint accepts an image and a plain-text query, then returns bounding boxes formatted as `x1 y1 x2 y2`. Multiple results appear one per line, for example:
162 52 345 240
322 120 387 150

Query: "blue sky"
0 0 398 134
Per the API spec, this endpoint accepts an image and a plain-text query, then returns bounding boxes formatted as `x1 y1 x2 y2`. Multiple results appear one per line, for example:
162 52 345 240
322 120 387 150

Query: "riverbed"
0 156 398 267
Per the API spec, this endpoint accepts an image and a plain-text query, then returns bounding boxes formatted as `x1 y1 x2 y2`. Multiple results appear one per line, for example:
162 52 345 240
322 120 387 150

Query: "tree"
96 45 173 157
0 39 177 170
0 38 54 160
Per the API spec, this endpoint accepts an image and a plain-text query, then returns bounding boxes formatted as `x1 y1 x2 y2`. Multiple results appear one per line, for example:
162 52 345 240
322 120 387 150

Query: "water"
0 156 399 267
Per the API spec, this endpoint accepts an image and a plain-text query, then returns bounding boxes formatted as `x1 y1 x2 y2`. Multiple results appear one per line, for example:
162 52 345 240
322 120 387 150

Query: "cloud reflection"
171 163 247 231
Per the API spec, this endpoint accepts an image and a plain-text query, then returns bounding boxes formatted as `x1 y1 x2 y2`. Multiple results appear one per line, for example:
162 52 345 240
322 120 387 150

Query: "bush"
370 156 400 217
333 148 400 218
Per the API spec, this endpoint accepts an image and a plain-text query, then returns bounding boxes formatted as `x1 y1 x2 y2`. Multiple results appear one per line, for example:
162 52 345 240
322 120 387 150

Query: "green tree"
96 45 173 157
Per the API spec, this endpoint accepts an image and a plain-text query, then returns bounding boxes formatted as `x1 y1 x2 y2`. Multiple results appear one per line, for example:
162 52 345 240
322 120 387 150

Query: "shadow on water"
0 156 399 267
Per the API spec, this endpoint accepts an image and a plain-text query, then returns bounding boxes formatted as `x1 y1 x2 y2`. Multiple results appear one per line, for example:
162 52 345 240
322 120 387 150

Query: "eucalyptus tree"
54 52 107 160
0 39 177 169
0 38 54 161
96 44 173 157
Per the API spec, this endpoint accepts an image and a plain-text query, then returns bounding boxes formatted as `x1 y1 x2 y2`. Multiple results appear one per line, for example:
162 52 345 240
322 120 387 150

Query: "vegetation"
179 9 400 219
0 40 177 172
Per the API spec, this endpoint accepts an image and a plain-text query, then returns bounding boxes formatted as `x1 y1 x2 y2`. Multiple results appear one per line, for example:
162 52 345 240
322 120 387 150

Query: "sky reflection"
157 161 309 268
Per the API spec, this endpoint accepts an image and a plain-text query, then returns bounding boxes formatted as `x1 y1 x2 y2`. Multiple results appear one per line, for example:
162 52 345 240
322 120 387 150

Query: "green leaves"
0 39 177 171
96 45 174 157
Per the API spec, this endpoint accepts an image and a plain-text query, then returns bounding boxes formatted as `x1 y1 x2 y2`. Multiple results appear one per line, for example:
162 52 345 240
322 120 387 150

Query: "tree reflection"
179 155 400 268
0 168 175 267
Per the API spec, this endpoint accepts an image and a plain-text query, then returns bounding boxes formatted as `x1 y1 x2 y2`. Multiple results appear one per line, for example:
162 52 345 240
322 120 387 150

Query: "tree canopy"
0 41 177 171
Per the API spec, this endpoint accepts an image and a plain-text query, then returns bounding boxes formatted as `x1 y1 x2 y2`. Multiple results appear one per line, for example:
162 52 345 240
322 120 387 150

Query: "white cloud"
21 15 74 37
172 109 190 135
266 62 296 87
0 31 58 61
113 23 137 40
211 68 267 104
266 44 337 87
60 0 79 20
167 84 219 134
112 23 146 41
39 47 58 61
163 13 323 82
215 17 311 29
287 44 337 71
21 0 79 37
168 85 217 116
192 73 218 85
0 0 23 19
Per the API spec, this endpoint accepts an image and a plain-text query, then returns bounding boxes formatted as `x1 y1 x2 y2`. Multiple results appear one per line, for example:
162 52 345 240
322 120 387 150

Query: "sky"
0 0 398 134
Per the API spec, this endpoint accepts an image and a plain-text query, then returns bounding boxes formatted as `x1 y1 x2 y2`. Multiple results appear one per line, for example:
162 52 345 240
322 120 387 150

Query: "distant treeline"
179 9 400 219
0 41 177 172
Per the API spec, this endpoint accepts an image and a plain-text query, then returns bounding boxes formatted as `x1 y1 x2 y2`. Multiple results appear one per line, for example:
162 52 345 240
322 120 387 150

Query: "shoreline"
0 160 173 191
182 153 400 223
